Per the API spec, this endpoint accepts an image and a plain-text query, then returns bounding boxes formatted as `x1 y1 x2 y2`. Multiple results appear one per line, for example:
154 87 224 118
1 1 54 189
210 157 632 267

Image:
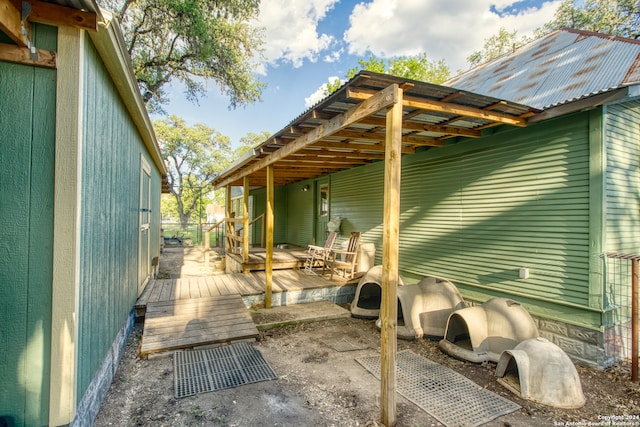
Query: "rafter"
347 87 527 127
311 140 417 154
1 0 27 46
214 84 399 189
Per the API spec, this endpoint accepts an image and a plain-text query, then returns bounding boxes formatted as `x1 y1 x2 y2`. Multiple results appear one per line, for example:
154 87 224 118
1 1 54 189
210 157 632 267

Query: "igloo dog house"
439 298 539 363
496 337 586 409
350 265 404 318
375 276 465 339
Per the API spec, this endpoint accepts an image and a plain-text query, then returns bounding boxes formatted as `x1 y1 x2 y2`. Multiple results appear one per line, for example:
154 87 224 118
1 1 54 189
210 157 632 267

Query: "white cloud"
304 76 341 108
343 0 561 72
324 48 343 63
253 0 340 68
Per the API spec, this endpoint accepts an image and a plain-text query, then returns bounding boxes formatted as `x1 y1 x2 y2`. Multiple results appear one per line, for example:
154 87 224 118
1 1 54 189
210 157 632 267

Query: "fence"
161 221 225 248
603 253 639 382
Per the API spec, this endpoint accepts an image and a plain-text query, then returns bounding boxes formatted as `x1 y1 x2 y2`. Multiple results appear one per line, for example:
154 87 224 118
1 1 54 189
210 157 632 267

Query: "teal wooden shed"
213 29 640 370
0 3 166 426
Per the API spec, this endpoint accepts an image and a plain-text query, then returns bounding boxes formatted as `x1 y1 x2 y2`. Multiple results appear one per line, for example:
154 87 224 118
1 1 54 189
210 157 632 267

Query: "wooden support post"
632 258 638 382
265 165 274 308
225 185 233 252
243 176 250 264
380 84 402 427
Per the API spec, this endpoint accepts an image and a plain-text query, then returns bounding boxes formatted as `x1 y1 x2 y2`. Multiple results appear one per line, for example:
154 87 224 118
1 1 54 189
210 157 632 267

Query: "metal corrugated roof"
446 29 640 109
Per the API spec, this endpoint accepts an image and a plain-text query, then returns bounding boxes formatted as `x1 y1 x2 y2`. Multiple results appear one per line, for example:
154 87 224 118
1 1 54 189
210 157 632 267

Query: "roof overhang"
212 72 539 189
1 0 100 68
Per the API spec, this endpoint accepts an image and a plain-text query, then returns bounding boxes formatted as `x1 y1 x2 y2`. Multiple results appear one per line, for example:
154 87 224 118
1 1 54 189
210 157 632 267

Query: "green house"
0 3 165 426
214 29 640 369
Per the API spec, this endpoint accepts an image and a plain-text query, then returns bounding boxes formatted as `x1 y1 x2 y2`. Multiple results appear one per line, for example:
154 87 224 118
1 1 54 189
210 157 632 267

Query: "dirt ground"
94 247 640 427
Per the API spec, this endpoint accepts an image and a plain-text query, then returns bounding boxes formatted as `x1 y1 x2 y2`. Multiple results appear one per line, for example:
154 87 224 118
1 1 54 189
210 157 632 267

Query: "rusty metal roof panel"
446 29 640 109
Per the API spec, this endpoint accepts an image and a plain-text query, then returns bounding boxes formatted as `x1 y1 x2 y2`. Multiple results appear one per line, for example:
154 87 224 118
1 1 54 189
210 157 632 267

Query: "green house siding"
0 25 57 427
605 100 640 253
286 180 315 246
76 35 162 402
331 161 385 251
251 186 288 245
601 100 640 329
328 112 598 327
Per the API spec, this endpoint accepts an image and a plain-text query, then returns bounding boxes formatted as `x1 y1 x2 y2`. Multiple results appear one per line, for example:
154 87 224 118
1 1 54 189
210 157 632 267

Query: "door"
138 156 151 293
315 180 330 245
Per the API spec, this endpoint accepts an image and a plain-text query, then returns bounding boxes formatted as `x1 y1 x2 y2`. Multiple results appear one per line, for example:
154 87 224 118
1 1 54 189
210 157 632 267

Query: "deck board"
140 294 258 355
135 268 354 316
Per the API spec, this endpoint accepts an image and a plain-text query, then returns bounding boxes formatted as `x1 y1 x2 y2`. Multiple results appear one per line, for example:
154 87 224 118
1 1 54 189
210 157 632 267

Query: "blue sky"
159 0 561 148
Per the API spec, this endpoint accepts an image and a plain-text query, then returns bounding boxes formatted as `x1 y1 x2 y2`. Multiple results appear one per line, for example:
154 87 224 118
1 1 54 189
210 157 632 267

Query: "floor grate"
174 342 277 398
357 350 520 427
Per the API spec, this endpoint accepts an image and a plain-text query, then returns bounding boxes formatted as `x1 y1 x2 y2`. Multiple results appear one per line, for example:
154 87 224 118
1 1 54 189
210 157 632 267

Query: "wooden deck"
225 247 310 273
136 268 358 315
140 294 258 356
135 267 359 356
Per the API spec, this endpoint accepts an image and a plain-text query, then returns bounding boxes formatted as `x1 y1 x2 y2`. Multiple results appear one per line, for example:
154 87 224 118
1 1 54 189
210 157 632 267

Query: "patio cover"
211 71 539 426
212 71 538 189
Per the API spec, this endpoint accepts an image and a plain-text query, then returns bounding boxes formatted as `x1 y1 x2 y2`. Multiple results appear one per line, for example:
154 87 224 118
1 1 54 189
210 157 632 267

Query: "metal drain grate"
357 350 520 427
174 342 277 398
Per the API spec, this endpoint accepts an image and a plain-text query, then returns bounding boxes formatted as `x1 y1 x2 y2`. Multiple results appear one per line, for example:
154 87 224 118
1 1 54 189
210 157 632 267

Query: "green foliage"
537 0 640 37
101 0 266 112
155 115 232 227
387 53 450 83
466 27 529 68
325 53 450 95
236 130 271 157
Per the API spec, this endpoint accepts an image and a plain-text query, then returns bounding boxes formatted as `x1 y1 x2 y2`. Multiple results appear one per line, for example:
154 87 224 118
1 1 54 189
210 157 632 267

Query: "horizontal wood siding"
251 186 287 245
605 100 640 253
0 24 57 427
331 114 592 309
331 162 385 256
76 35 162 401
286 180 315 247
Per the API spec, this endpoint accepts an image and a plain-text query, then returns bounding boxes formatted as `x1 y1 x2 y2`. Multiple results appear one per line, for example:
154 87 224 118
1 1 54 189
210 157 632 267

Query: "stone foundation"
535 318 608 369
242 284 356 308
72 310 135 427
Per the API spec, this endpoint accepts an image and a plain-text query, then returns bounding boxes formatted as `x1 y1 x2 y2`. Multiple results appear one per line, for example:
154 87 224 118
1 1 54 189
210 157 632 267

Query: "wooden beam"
28 0 98 31
265 165 274 309
420 123 481 138
380 85 402 427
226 185 234 252
0 0 27 46
403 135 445 147
242 176 249 264
312 140 416 154
0 41 56 68
214 84 399 189
348 87 527 127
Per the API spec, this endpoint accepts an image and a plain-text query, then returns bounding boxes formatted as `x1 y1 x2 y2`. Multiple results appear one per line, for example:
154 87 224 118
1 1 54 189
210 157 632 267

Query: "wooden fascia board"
1 0 27 46
0 41 55 67
27 0 98 31
214 83 399 189
347 87 527 127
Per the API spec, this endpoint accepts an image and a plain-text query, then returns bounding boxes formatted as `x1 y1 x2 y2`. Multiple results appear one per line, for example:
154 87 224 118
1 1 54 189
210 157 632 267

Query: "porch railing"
202 214 266 258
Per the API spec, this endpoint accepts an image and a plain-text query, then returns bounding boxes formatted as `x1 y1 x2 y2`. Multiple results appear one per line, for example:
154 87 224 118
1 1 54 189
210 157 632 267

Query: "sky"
158 0 562 148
